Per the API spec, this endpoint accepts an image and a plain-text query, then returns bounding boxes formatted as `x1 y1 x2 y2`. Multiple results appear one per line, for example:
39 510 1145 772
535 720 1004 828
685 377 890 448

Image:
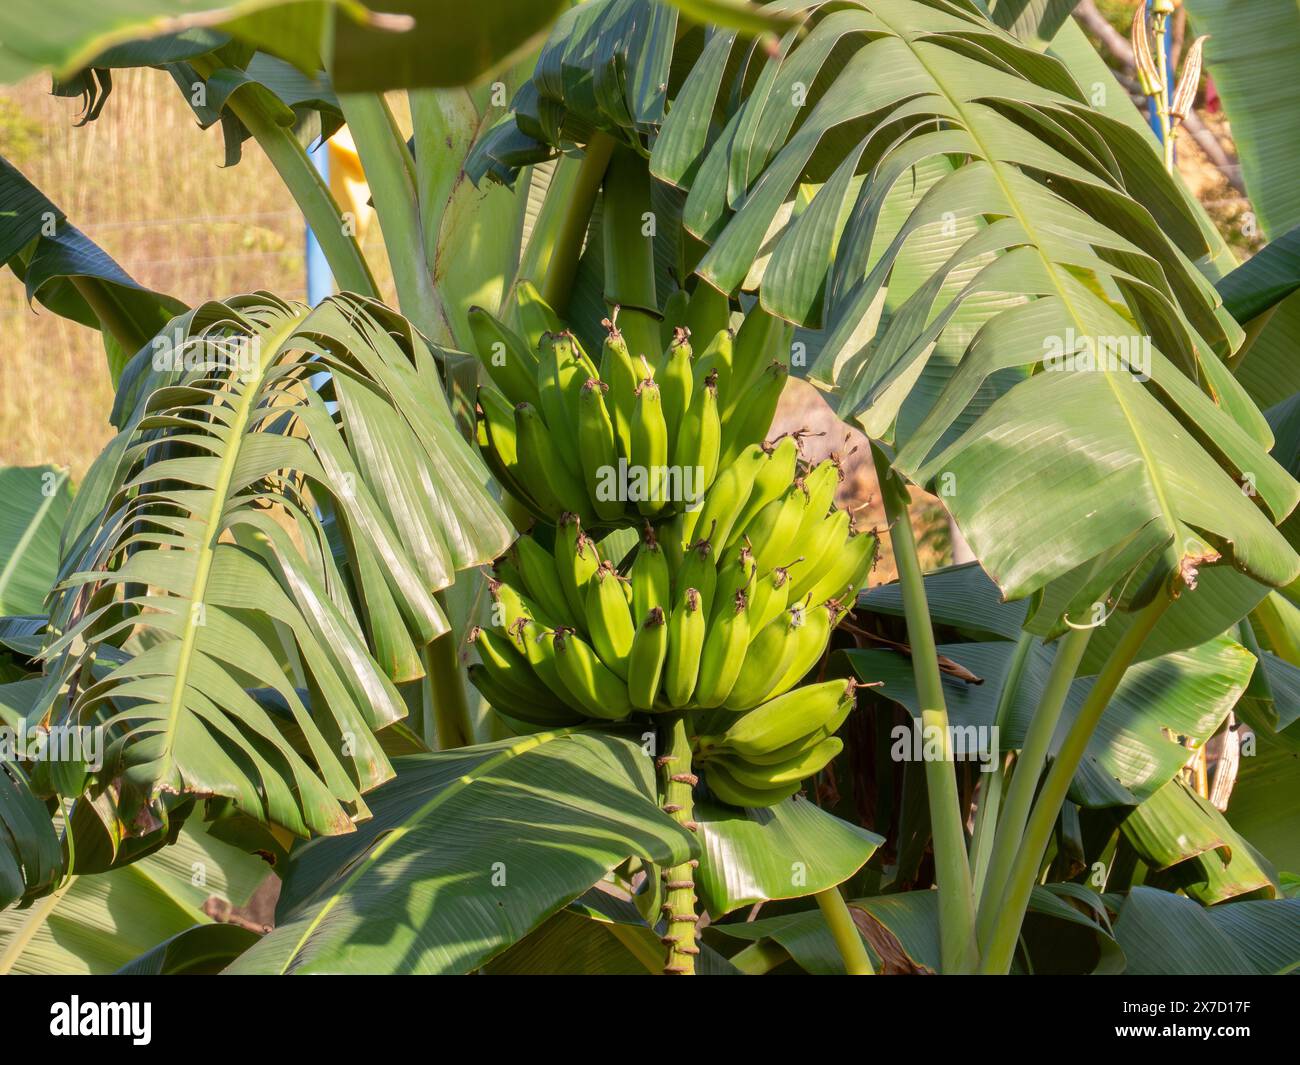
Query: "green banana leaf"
844 632 1255 807
1185 0 1300 240
0 821 266 974
692 795 883 917
1217 225 1300 327
1226 725 1300 875
1120 778 1275 904
0 156 186 381
226 731 696 974
1113 885 1300 975
26 292 513 857
0 466 71 617
116 923 261 974
1185 0 1300 410
0 1 568 92
985 0 1080 50
0 761 61 910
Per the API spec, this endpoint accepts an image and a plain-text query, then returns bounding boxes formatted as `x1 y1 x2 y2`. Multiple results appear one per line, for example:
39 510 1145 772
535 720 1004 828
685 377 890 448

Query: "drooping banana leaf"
227 731 696 974
1114 885 1300 975
26 292 512 854
115 923 261 974
692 795 883 917
0 820 265 974
1120 778 1275 905
0 466 72 617
0 155 186 381
0 1 569 92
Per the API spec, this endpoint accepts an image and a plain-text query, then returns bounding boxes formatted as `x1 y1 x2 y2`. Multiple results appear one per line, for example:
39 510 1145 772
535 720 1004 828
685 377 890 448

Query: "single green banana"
724 304 791 420
659 326 694 451
692 327 734 398
742 483 808 575
514 279 565 353
600 313 643 461
554 513 601 619
786 507 851 602
802 530 878 611
510 534 572 625
629 524 671 620
766 598 837 698
467 305 541 407
703 760 799 808
537 331 590 475
477 392 546 521
719 360 790 469
716 737 843 789
737 697 855 765
627 606 669 710
664 586 705 709
724 604 804 710
672 368 721 504
630 371 670 517
694 590 751 708
731 433 801 541
551 627 633 720
515 402 593 523
576 378 625 523
721 678 857 759
692 443 765 551
795 457 842 544
675 529 718 618
712 542 755 623
585 559 636 678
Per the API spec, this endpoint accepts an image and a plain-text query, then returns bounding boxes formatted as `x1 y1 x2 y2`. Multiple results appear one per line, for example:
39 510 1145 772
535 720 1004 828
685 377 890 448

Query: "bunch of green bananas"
467 434 877 805
470 280 792 528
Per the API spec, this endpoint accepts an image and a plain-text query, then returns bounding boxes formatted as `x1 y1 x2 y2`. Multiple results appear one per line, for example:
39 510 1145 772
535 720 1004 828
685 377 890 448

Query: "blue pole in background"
306 139 334 306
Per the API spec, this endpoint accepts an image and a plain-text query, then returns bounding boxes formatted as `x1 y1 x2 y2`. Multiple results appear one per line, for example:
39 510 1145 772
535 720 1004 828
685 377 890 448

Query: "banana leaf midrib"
876 13 1183 559
156 308 309 795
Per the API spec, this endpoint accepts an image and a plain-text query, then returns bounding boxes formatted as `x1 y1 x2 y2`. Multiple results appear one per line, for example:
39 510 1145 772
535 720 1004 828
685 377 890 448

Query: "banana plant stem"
189 57 376 298
338 92 447 339
979 594 1171 973
815 887 874 974
537 133 615 315
970 630 1035 909
872 446 977 974
660 713 699 974
974 624 1091 946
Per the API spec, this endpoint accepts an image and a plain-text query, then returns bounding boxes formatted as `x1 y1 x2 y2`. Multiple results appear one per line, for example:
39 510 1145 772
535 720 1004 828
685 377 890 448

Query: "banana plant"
2 0 1300 978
